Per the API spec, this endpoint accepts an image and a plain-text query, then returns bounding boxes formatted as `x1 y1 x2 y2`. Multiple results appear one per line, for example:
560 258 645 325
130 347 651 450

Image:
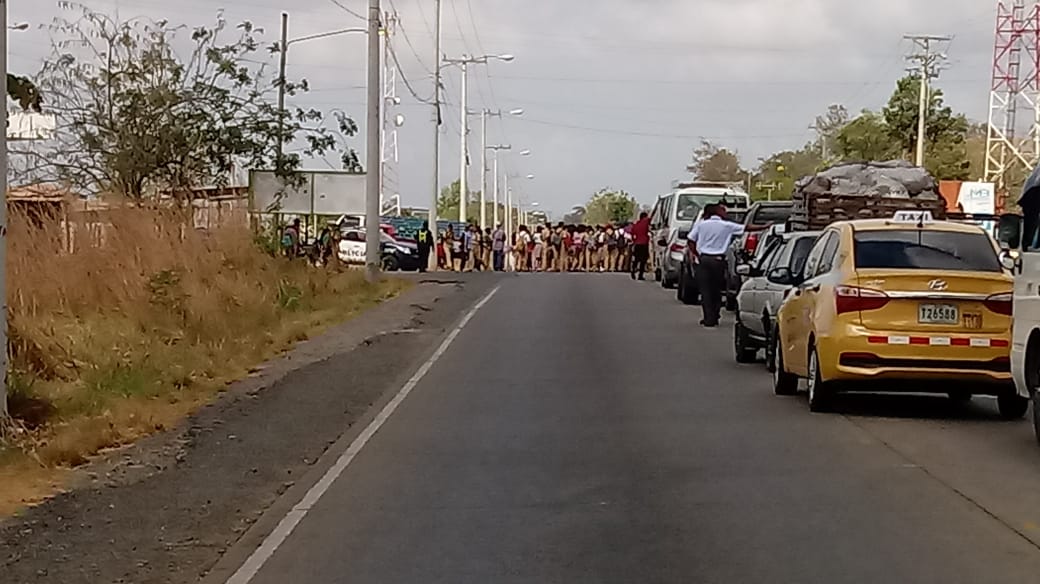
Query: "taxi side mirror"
657 238 668 247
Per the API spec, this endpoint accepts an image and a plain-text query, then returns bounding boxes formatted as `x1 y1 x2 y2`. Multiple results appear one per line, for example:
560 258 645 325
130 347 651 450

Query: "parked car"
338 228 422 271
771 213 1021 415
725 201 795 311
676 204 755 306
733 230 821 365
658 225 694 290
650 184 750 287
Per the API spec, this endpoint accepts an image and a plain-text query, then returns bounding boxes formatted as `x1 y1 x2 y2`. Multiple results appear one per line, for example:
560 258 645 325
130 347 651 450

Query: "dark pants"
417 245 431 272
493 250 505 271
696 255 726 326
631 244 650 279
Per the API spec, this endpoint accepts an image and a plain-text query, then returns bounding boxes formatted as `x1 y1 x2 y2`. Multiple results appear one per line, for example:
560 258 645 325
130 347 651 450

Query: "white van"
650 182 751 287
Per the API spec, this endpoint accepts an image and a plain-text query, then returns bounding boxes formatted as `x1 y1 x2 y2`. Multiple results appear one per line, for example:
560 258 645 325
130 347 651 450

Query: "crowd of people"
421 212 656 277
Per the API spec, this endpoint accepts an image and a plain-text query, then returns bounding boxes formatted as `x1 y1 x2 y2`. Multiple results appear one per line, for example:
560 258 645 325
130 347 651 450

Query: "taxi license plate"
919 303 959 324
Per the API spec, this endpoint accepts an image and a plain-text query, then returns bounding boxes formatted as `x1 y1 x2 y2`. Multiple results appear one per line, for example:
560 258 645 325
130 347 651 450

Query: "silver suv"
732 230 821 365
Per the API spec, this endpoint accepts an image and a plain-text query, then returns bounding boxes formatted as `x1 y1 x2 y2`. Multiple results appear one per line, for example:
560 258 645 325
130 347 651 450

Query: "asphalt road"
226 273 1040 584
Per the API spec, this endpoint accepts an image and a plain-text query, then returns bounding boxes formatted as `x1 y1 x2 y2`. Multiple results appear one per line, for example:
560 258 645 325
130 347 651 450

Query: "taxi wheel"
772 330 798 396
997 392 1029 420
807 346 833 413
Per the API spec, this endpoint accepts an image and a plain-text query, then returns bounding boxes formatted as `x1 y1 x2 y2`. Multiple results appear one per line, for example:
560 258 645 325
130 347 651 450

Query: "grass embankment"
0 209 406 514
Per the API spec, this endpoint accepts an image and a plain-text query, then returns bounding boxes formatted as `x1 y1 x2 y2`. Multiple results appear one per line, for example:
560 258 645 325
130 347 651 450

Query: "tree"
687 139 746 182
811 104 848 160
753 145 824 200
13 6 359 199
835 110 900 162
584 188 638 224
7 74 42 112
437 179 480 223
882 75 970 180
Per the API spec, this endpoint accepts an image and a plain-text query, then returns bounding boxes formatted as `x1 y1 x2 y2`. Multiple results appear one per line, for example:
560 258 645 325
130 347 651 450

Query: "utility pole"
364 0 382 282
428 0 441 270
487 144 512 227
504 173 511 242
0 0 9 427
277 12 288 171
458 61 468 223
904 34 950 167
479 109 487 230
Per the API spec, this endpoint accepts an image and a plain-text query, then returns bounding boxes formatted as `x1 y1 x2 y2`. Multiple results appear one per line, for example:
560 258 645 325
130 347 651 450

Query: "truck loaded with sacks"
787 160 947 232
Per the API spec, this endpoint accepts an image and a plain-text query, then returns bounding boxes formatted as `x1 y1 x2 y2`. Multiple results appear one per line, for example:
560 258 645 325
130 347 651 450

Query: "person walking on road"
630 212 652 280
687 204 745 328
492 223 506 271
416 221 434 272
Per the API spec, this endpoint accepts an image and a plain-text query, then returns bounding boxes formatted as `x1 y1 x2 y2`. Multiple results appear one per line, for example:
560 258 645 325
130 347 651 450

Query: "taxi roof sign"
892 210 934 224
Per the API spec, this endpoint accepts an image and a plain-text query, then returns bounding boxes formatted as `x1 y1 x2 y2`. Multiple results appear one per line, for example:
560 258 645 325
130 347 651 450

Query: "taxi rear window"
853 230 1000 272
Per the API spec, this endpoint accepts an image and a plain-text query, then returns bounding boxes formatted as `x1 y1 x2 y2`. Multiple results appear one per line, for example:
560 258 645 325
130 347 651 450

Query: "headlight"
395 245 413 254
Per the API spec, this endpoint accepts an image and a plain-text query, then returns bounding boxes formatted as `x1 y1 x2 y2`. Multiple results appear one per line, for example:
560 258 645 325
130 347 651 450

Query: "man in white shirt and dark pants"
687 204 746 327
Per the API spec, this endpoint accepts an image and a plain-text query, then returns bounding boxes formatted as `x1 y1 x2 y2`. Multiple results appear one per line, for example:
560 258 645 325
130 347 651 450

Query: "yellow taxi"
769 211 1024 417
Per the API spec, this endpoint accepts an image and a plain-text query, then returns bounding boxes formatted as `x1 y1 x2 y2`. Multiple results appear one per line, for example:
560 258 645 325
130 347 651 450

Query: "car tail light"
744 233 759 253
984 292 1013 316
835 285 889 315
670 242 685 253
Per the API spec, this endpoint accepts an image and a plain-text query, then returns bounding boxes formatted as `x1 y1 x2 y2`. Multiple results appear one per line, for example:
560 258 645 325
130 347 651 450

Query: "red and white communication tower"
986 0 1040 203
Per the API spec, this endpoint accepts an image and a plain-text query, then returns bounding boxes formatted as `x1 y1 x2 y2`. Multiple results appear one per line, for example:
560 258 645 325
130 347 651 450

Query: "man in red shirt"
630 211 651 280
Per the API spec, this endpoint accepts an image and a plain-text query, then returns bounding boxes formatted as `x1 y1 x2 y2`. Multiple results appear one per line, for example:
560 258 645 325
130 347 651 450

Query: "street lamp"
8 22 27 31
443 53 516 223
478 107 524 229
276 12 367 168
486 147 530 228
504 172 534 241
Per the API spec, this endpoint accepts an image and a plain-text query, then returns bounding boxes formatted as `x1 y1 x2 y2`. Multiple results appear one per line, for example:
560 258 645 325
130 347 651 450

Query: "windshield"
675 199 701 221
853 230 1001 272
754 205 794 224
677 193 749 213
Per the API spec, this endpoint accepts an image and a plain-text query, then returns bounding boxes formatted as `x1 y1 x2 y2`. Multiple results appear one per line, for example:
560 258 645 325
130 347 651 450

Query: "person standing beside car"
687 204 745 327
630 212 652 280
416 221 434 273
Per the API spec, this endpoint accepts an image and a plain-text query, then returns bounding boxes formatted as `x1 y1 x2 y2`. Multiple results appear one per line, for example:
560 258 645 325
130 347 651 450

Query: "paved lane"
239 274 1040 583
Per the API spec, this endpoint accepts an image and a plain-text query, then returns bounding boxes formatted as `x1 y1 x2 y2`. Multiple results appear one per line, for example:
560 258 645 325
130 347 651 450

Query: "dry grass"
0 207 406 512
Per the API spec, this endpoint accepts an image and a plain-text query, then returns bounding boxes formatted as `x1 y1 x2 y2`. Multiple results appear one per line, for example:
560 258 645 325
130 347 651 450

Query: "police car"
338 228 421 271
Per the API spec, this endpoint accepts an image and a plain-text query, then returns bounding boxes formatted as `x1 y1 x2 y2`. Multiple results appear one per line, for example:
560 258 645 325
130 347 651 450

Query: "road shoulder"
0 273 502 584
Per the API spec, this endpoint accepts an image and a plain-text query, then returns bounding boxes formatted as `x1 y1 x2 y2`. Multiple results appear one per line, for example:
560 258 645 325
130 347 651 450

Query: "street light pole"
492 154 499 226
364 0 382 282
277 13 366 174
458 61 468 223
428 0 441 270
479 109 487 230
277 12 288 170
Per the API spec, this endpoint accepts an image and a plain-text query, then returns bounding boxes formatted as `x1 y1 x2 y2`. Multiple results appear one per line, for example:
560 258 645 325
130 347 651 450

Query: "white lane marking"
225 285 501 584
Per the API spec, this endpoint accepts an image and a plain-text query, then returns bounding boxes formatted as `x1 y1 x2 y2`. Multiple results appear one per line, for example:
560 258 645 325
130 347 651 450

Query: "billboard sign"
249 170 367 216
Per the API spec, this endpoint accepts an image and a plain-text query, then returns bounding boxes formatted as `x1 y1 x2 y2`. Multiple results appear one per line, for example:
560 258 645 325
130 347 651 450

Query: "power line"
327 0 367 22
512 117 814 141
387 42 434 104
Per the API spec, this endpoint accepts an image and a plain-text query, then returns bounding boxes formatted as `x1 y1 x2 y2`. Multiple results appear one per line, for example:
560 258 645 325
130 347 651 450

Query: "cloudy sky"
10 0 999 216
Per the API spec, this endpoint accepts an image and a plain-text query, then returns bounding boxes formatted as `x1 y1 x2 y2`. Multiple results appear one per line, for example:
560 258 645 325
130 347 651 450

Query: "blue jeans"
493 250 505 271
